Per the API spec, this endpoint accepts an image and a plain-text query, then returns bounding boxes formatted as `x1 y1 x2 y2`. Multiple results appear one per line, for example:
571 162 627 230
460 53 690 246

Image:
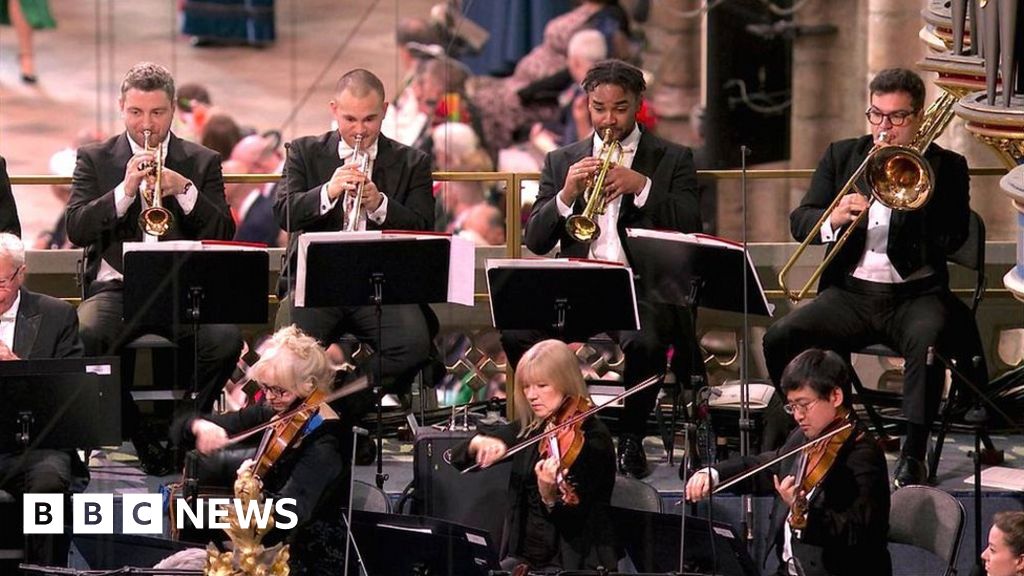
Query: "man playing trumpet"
501 59 702 479
763 67 985 489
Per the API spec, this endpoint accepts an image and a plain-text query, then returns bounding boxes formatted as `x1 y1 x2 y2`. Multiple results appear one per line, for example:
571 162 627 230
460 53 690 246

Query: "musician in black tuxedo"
501 59 702 479
0 233 87 567
686 349 891 576
66 62 241 475
762 68 983 489
274 68 435 418
0 155 20 236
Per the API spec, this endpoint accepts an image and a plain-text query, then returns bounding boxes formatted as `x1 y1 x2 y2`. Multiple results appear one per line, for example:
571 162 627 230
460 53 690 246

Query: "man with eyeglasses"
0 233 87 567
686 349 891 576
762 67 981 490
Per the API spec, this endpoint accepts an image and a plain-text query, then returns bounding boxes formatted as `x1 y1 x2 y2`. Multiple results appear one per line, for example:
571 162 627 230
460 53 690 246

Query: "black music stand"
347 510 500 576
486 261 640 335
124 246 268 404
0 357 122 451
296 233 474 489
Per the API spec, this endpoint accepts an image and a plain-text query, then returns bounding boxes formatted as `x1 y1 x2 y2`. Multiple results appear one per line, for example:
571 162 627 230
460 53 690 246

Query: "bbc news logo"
23 494 298 534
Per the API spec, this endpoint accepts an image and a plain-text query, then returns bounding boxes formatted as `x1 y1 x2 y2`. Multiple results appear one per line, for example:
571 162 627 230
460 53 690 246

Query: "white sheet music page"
964 466 1024 491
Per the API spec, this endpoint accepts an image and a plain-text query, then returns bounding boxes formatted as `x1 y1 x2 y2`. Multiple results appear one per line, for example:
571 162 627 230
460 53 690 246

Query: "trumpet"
138 129 173 237
343 134 371 232
777 91 959 302
565 129 623 243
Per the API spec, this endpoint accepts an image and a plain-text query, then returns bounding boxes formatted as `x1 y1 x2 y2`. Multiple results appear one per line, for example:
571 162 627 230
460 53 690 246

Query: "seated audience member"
381 17 444 145
0 232 87 567
984 511 1024 576
201 112 244 160
180 327 350 574
228 133 285 246
685 349 891 576
0 155 19 236
458 203 505 246
36 131 106 250
174 82 213 142
450 340 619 571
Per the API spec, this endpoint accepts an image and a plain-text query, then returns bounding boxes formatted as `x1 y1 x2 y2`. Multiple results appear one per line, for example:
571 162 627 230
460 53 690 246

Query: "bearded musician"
450 339 620 571
685 349 891 576
178 326 351 575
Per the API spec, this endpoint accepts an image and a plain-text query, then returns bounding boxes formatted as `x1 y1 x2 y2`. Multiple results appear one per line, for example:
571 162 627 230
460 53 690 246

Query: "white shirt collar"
593 124 642 154
338 135 379 161
127 131 171 160
1 290 21 322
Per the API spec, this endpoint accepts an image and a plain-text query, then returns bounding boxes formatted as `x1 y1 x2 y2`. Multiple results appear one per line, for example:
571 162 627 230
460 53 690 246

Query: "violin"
251 387 328 479
538 395 592 507
789 409 857 531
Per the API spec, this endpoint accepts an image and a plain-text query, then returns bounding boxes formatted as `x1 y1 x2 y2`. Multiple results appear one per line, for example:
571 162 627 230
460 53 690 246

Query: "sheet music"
123 240 268 253
964 466 1024 491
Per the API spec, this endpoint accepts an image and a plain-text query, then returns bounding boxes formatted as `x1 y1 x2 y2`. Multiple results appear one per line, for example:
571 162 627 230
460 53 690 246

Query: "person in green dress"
0 0 56 83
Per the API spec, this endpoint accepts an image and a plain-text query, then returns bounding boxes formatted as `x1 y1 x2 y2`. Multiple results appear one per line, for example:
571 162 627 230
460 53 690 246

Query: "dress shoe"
617 435 650 479
18 53 37 84
133 437 175 476
892 454 928 490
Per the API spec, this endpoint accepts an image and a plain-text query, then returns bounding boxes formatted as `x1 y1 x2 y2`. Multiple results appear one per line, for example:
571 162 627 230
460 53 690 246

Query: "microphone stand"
344 426 370 576
738 145 754 546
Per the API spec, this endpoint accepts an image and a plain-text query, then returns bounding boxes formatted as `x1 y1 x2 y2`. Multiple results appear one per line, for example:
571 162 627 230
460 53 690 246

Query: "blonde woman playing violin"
685 349 891 576
181 325 350 575
450 339 620 572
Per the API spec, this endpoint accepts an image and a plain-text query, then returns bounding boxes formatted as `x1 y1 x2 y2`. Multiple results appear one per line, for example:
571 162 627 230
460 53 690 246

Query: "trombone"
138 129 173 237
777 91 959 302
565 129 623 243
343 134 371 232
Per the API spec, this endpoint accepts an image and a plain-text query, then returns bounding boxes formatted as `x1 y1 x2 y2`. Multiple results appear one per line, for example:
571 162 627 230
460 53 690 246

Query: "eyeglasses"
259 384 291 398
0 266 23 288
865 108 917 127
782 398 820 416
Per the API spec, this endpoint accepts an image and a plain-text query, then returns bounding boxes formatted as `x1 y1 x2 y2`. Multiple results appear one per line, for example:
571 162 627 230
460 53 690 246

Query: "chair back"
947 210 986 314
351 480 392 513
889 485 965 576
611 475 662 513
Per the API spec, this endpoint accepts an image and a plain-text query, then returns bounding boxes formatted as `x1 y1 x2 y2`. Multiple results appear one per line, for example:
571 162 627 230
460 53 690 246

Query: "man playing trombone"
501 59 702 479
763 67 984 489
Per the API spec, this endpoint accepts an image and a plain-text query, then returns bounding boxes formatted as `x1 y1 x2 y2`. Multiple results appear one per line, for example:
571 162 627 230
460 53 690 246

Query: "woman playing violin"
180 325 351 575
450 339 619 571
685 349 891 576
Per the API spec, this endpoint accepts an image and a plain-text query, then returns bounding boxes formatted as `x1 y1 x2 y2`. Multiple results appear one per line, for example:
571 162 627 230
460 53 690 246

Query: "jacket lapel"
12 289 39 359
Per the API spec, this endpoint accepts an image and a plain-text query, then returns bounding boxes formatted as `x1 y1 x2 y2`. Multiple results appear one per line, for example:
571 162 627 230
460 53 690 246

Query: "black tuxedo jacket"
526 130 701 261
11 288 84 359
714 419 891 576
66 133 235 287
235 191 281 246
791 135 970 291
0 155 20 236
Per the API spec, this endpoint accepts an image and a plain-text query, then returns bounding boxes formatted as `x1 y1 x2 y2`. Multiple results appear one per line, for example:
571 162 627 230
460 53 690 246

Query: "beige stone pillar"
644 0 702 147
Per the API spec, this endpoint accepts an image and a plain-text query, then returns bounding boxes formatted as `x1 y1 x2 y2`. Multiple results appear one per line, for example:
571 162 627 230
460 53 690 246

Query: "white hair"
0 233 25 268
567 29 607 63
432 122 479 160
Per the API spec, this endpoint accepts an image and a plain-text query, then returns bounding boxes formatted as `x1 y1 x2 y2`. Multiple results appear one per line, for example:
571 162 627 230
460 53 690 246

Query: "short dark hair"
869 67 926 112
335 68 386 100
780 349 851 406
581 59 646 96
120 62 175 103
995 511 1024 556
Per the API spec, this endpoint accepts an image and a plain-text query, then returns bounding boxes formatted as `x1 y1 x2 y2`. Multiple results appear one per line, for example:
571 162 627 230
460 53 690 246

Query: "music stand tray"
123 241 269 327
294 231 475 308
0 357 121 450
625 229 773 317
486 258 640 333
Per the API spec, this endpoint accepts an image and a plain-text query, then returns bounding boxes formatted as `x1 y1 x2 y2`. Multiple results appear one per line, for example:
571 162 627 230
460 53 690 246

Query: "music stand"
123 243 269 404
0 357 122 450
610 507 760 576
486 259 640 334
347 510 500 576
295 231 475 489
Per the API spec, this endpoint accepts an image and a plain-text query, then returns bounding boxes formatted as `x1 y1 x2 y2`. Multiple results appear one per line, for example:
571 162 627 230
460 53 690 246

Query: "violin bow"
221 375 370 447
711 421 853 495
460 373 662 474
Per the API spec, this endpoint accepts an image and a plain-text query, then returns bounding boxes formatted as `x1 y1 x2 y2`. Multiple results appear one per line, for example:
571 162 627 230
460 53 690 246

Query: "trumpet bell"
865 146 934 211
566 214 600 243
140 206 173 237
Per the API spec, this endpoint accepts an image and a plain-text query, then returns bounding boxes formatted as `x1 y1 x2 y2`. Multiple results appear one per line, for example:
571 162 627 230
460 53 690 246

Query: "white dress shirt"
0 290 21 352
554 125 652 263
819 200 932 283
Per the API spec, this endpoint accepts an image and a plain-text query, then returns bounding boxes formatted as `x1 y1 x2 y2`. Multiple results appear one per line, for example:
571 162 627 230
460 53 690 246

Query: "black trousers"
77 288 243 438
0 450 77 566
500 301 698 438
276 296 432 397
762 279 986 427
